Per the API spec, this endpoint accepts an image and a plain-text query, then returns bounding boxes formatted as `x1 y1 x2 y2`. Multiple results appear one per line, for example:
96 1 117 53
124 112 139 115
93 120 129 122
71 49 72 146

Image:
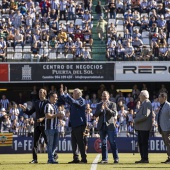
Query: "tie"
157 104 164 133
39 101 44 109
103 109 106 123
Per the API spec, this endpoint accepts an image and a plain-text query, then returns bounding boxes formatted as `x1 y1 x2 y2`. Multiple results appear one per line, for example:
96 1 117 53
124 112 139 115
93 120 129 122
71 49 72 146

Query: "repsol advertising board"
115 62 170 82
9 62 115 82
0 137 167 154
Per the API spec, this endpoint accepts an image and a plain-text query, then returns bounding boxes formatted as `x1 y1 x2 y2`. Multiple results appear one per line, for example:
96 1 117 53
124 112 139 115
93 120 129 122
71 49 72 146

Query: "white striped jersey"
0 99 9 110
44 103 58 130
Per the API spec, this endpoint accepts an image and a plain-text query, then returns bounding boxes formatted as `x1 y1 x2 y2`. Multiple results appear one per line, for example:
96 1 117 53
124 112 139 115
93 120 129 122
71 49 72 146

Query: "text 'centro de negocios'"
43 64 103 70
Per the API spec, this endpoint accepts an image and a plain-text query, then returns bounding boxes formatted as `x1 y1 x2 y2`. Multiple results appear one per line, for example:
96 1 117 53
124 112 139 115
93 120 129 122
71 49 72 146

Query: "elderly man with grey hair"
134 90 152 163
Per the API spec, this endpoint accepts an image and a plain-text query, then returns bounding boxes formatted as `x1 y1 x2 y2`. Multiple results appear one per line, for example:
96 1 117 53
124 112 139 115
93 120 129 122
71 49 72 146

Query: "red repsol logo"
123 66 167 74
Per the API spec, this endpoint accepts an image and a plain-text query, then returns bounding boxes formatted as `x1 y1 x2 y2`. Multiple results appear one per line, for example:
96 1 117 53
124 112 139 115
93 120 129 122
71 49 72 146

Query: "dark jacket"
24 99 48 127
61 94 86 128
94 101 117 130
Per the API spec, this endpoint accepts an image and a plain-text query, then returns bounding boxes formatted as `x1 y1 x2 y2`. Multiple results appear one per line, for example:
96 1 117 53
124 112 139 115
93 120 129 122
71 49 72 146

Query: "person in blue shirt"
60 84 87 164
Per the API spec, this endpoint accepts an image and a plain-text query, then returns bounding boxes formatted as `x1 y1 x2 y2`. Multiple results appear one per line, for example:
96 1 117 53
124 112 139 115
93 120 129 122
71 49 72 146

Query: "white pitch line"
90 154 101 170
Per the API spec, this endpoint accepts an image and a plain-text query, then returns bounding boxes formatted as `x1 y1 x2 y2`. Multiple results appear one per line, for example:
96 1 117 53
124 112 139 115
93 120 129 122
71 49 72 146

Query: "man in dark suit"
94 91 119 164
158 92 170 164
19 88 48 164
60 84 87 164
134 90 152 163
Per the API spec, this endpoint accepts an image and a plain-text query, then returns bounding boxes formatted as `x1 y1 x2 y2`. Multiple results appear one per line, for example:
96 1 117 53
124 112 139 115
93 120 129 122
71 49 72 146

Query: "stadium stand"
0 0 169 61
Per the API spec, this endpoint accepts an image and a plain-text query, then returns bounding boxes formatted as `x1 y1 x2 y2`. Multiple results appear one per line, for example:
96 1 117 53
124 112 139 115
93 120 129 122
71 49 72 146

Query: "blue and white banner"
0 137 167 154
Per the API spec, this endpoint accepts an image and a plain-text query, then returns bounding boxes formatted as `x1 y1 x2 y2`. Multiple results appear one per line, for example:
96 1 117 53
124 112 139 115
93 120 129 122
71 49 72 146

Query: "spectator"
127 121 135 137
124 42 135 61
75 4 84 19
0 44 6 62
124 16 133 35
57 28 67 42
108 0 116 19
157 15 166 30
132 36 143 48
31 43 41 62
116 0 124 14
82 47 92 60
59 0 67 20
132 10 141 26
140 0 148 13
67 0 76 20
83 30 93 46
14 29 24 47
96 16 107 43
65 37 75 54
95 1 105 20
118 105 128 131
58 119 66 137
82 9 91 27
9 102 19 123
159 43 168 61
0 95 9 110
140 15 149 32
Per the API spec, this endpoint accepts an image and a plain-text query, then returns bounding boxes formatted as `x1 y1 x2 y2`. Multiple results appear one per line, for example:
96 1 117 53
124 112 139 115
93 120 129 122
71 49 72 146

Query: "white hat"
1 108 6 112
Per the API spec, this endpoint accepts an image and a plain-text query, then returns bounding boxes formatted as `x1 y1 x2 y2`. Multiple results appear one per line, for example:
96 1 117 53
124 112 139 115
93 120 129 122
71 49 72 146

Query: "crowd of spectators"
95 0 170 61
0 0 93 62
0 83 168 138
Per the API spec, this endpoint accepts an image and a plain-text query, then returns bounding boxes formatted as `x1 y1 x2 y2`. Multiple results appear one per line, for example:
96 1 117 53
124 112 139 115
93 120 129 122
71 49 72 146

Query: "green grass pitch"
0 153 169 170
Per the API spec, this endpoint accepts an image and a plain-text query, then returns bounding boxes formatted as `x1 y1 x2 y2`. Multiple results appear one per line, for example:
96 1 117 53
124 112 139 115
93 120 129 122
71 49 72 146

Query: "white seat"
59 20 67 25
7 47 14 52
15 45 22 52
116 19 124 25
49 52 56 60
116 25 124 31
108 19 116 25
7 53 13 60
57 53 65 59
14 53 22 60
67 20 75 25
23 45 31 52
66 54 73 59
23 54 31 60
143 38 150 45
116 13 124 19
142 31 149 38
75 19 82 26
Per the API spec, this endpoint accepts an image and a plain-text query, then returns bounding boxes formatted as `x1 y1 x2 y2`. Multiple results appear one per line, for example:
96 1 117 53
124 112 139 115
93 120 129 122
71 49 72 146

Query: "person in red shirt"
39 0 50 16
74 30 84 42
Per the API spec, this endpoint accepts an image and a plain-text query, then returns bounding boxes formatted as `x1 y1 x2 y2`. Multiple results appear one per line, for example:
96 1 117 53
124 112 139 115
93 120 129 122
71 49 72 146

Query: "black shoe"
114 159 119 163
47 161 58 164
161 159 170 164
98 160 108 164
54 153 58 160
29 160 38 164
68 160 80 164
135 160 149 163
80 160 87 163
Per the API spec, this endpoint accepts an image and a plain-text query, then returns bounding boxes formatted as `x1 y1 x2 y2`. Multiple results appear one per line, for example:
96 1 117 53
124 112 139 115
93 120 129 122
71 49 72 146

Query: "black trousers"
71 125 87 161
33 126 47 160
60 10 66 20
137 130 150 160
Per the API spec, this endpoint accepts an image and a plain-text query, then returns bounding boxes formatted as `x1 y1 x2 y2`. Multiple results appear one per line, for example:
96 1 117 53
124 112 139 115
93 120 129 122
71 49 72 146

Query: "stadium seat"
66 54 73 60
116 13 124 19
143 38 150 45
75 19 82 26
116 20 124 25
108 19 116 25
49 52 57 60
57 53 65 59
14 53 23 60
142 31 149 38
